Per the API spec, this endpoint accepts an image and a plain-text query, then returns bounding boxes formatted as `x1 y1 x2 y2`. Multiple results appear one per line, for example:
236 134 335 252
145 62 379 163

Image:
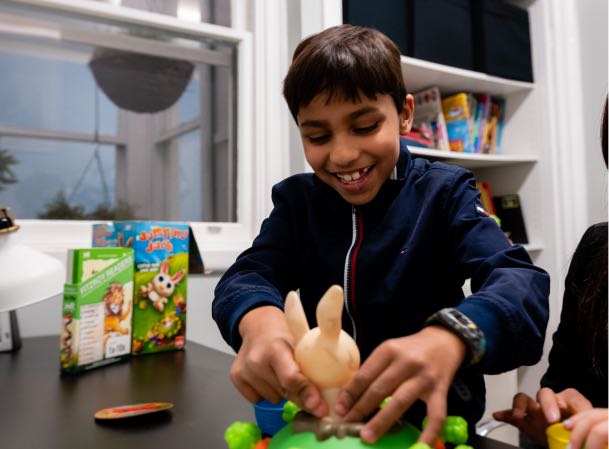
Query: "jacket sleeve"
444 169 550 374
212 182 299 352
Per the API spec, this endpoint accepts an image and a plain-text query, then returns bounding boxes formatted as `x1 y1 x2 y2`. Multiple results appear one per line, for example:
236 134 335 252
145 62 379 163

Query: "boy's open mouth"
334 165 373 184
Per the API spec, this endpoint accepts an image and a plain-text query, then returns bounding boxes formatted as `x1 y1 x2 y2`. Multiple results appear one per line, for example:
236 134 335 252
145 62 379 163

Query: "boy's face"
297 92 414 205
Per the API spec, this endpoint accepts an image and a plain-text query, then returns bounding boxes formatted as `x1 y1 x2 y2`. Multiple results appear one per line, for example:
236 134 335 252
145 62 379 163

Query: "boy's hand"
493 388 593 446
232 306 327 417
334 326 466 444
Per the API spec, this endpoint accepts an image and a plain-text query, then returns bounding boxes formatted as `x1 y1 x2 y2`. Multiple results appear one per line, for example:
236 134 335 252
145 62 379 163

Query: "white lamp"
0 208 65 351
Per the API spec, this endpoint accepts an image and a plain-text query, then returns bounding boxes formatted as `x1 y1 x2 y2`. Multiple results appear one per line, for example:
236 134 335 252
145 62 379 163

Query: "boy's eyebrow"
299 106 381 128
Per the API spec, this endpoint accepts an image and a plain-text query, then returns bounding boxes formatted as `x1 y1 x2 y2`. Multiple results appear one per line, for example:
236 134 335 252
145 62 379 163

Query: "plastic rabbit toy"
285 285 361 422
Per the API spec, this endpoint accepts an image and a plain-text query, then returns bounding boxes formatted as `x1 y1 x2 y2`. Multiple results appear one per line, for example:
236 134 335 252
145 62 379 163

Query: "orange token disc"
94 402 174 420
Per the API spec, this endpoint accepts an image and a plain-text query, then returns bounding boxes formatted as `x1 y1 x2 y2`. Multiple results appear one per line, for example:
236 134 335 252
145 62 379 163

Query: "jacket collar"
391 138 412 181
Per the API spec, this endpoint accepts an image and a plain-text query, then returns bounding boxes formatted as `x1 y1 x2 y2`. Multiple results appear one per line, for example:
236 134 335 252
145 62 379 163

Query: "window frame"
2 0 287 272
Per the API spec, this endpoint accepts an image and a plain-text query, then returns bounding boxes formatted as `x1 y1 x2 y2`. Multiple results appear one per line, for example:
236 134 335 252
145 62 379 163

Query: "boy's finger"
538 388 561 423
270 352 326 417
335 352 391 416
359 380 422 444
341 365 402 423
418 393 447 445
234 379 262 404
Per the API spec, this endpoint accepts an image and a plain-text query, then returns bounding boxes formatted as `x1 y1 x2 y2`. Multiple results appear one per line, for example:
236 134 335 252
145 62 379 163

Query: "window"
0 0 238 222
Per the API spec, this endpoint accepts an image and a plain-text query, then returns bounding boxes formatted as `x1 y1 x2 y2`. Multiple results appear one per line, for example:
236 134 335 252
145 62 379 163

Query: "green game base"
269 421 420 449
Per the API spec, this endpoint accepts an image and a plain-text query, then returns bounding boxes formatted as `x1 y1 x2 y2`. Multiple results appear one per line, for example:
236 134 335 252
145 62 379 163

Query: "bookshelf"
408 147 539 169
401 55 534 96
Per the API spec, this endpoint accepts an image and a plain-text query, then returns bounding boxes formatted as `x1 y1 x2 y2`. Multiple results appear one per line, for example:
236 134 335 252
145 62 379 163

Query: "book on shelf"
493 194 529 244
481 97 506 154
476 181 496 215
472 94 491 153
412 86 450 151
442 92 475 153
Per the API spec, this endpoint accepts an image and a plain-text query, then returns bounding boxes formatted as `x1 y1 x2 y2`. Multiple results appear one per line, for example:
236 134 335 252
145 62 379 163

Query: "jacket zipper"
344 205 363 342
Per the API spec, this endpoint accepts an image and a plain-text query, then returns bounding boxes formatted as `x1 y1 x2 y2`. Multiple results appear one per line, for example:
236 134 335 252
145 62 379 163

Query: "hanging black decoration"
89 48 194 114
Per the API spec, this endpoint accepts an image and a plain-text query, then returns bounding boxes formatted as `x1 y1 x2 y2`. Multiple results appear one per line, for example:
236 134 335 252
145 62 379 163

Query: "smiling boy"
212 24 549 444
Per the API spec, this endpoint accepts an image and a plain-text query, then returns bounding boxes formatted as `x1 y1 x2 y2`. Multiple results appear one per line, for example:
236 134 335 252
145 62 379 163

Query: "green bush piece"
455 444 474 449
379 396 392 409
409 443 433 449
422 415 468 445
281 400 301 423
442 416 468 444
224 421 262 449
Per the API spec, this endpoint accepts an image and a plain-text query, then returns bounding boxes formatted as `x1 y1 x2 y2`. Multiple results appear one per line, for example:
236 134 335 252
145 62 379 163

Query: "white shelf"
522 243 543 253
401 56 534 96
409 147 539 169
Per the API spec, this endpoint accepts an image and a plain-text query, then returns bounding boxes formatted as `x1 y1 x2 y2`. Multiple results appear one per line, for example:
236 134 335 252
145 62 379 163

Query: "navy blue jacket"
213 141 550 425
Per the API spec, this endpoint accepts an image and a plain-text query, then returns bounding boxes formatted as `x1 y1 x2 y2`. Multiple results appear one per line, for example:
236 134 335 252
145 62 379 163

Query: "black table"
0 336 252 449
0 336 520 449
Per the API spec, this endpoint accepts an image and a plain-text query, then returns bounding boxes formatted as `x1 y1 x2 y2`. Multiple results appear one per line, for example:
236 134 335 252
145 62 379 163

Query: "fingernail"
360 428 376 443
304 395 317 410
335 402 346 416
563 419 573 429
549 410 561 422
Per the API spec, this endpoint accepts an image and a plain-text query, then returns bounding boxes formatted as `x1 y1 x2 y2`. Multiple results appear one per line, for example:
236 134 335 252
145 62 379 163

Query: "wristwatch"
425 308 486 365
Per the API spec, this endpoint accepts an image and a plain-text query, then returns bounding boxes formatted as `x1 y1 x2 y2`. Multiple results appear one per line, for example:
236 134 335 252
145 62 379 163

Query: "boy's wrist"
425 308 486 366
238 305 289 340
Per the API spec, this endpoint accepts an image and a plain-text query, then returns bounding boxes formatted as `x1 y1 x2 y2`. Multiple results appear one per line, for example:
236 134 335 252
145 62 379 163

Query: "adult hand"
231 306 327 417
564 408 607 449
493 388 593 446
334 326 466 444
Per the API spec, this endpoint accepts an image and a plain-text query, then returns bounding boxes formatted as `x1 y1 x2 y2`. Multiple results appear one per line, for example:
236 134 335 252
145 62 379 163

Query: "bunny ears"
285 285 345 346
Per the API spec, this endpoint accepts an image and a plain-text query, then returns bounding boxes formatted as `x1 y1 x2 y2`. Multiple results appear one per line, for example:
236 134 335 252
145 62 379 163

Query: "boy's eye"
354 122 379 134
307 134 330 144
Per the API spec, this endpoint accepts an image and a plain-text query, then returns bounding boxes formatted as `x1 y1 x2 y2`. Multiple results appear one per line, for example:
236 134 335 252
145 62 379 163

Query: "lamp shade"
0 209 65 313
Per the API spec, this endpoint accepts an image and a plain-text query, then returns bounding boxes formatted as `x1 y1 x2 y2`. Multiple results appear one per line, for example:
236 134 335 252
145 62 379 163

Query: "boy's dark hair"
283 24 407 122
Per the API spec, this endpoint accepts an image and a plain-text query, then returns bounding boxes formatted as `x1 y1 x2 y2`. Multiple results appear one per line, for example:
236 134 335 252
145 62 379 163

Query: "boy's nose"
329 136 359 167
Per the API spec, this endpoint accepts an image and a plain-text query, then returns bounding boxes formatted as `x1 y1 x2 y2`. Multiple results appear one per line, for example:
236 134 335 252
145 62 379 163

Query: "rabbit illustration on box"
285 285 361 422
140 260 185 312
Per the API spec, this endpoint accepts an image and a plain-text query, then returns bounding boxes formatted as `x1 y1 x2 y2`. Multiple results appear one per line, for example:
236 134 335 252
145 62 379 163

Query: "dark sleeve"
211 182 300 352
540 224 604 392
446 169 550 373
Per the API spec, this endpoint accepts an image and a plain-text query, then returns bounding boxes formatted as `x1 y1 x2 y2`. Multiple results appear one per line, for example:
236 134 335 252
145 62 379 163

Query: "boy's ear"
399 94 415 135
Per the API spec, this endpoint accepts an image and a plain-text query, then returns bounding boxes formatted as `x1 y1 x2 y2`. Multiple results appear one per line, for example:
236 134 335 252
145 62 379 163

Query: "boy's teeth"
337 167 369 183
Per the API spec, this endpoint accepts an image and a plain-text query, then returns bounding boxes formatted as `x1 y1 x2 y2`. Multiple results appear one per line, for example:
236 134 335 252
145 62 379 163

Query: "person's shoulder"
271 172 329 203
409 156 472 185
580 222 608 245
274 172 317 192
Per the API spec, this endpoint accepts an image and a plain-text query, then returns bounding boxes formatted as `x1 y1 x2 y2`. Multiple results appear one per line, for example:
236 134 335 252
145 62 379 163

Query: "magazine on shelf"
412 86 450 151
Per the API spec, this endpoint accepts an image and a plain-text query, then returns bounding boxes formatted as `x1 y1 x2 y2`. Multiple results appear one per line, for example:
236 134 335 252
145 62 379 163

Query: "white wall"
577 0 608 225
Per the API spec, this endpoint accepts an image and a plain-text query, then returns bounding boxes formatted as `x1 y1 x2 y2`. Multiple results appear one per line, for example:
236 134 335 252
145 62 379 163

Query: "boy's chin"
336 189 378 206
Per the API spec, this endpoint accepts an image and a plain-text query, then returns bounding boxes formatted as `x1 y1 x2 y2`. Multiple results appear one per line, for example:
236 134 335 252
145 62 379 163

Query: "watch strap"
425 308 486 365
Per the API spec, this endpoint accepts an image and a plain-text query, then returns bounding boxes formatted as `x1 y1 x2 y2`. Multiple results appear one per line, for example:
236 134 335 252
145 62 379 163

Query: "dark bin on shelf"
410 0 475 70
472 0 534 82
342 0 412 56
